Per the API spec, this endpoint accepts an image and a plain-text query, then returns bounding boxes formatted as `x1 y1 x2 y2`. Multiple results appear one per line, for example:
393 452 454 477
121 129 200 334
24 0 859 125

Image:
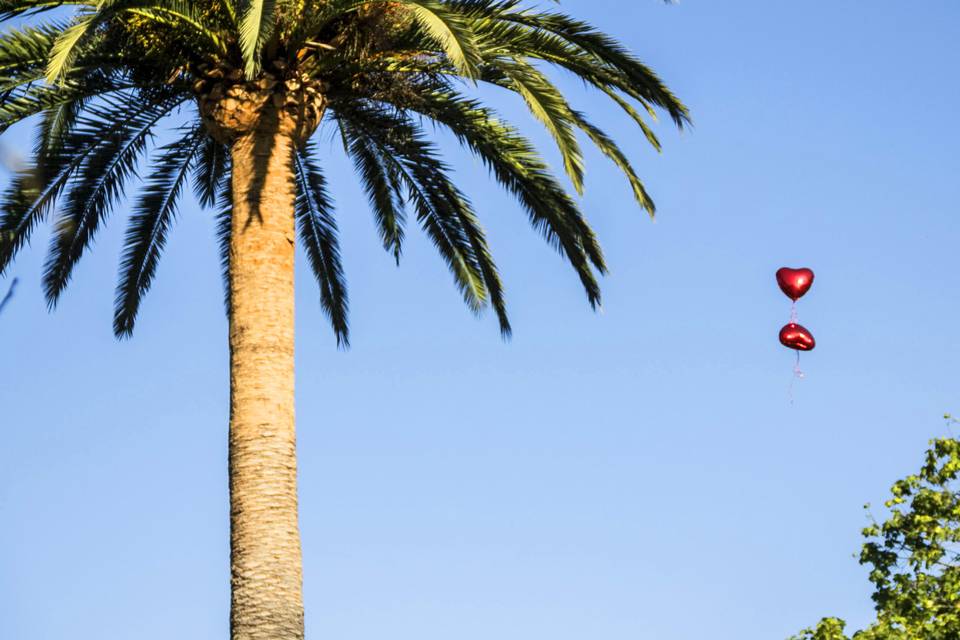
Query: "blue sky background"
3 2 960 639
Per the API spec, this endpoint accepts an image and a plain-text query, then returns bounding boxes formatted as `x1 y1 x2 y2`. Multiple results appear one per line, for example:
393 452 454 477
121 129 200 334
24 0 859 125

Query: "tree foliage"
791 431 960 640
0 0 689 344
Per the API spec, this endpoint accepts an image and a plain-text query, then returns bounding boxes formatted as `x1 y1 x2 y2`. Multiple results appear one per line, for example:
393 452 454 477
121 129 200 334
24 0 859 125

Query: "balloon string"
788 350 804 406
787 301 804 404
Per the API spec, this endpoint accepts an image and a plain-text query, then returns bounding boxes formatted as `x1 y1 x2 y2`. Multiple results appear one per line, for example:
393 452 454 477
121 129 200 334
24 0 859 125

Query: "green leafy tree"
791 433 960 640
0 1 688 638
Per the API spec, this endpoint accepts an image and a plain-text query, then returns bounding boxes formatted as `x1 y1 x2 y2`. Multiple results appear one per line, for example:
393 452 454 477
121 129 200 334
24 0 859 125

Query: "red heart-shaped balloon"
776 267 815 301
779 323 815 351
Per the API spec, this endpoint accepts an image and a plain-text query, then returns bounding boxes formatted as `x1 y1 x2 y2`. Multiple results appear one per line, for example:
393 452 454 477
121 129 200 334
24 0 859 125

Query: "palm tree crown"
0 0 689 343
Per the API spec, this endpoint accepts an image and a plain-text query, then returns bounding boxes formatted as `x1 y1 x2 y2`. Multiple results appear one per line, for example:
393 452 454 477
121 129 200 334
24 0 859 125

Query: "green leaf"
337 104 499 321
44 9 96 83
498 58 584 194
239 0 277 77
294 144 349 346
42 92 185 305
570 109 655 215
404 0 482 79
192 135 228 209
113 126 203 337
387 86 605 308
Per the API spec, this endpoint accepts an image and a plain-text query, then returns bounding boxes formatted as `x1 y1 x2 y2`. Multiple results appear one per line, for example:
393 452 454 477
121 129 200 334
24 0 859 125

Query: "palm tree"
0 1 689 638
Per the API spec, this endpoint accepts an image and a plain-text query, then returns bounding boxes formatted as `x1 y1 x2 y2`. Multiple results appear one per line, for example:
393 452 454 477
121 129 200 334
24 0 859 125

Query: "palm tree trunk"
228 118 303 640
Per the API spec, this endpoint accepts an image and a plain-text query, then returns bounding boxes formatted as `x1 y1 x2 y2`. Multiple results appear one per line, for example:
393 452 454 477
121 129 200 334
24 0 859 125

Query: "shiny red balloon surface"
776 267 815 301
779 323 816 351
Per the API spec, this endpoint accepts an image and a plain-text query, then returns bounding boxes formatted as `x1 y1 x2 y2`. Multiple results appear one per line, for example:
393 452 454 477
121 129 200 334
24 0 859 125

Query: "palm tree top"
0 0 690 345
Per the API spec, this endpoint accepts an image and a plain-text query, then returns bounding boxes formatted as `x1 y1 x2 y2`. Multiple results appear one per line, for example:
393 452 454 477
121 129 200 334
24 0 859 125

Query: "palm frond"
124 4 228 52
0 22 62 81
338 107 487 312
337 103 510 333
0 74 133 133
339 118 406 263
0 0 94 21
44 6 96 82
37 95 87 155
214 165 232 315
569 109 655 215
239 0 277 77
0 168 64 276
294 142 349 346
367 32 669 210
499 8 690 127
42 92 185 305
1 88 149 275
478 61 653 208
381 87 604 308
495 58 584 194
458 13 685 144
398 0 482 79
597 84 662 152
326 0 483 78
45 0 224 82
0 140 86 276
192 134 228 209
114 125 203 337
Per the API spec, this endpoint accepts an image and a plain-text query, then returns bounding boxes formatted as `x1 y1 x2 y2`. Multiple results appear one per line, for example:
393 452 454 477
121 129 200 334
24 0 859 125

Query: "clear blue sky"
2 2 959 639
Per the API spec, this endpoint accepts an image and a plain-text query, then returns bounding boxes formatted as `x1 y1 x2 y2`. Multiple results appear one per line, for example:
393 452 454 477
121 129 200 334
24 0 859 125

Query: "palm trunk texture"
228 118 304 640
